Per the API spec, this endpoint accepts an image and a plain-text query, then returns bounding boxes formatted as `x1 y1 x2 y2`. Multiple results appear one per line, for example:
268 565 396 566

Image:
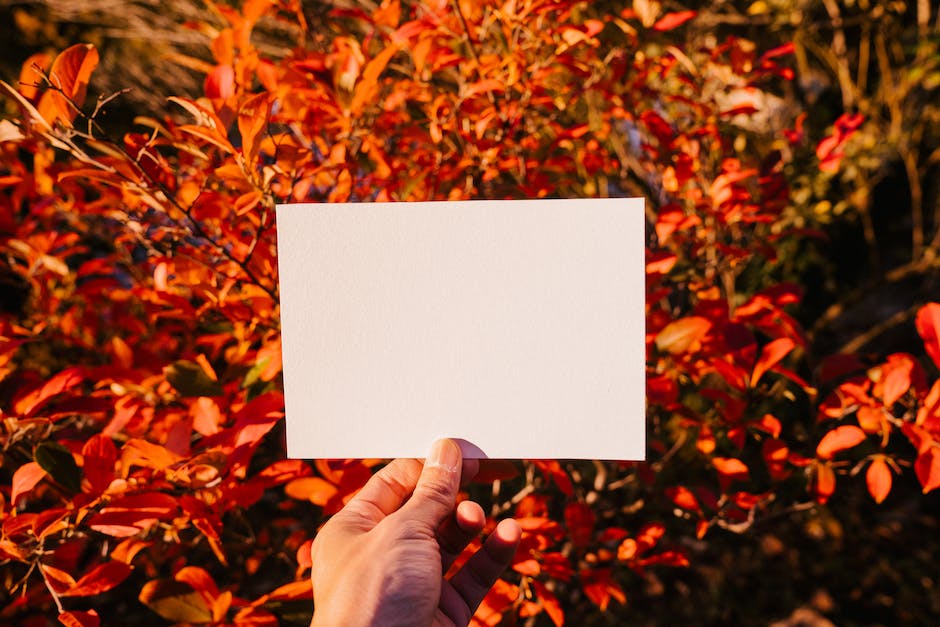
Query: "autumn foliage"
2 0 940 625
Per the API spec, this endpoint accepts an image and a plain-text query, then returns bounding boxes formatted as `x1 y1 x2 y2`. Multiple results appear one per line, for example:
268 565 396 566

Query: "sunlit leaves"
2 1 940 625
139 579 213 623
751 337 796 386
816 425 867 460
866 457 892 504
36 44 99 126
655 316 711 355
59 561 132 597
11 461 46 503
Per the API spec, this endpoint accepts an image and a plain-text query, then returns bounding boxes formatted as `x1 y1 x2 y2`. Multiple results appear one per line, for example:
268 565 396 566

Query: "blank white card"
276 198 645 460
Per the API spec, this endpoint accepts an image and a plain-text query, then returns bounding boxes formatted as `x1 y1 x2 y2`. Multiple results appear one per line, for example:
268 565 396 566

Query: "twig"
38 561 64 613
838 303 923 355
450 0 498 109
39 81 278 300
809 248 940 339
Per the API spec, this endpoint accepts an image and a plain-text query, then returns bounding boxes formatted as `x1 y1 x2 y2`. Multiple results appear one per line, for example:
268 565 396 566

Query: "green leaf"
34 442 82 493
164 360 223 397
241 355 270 390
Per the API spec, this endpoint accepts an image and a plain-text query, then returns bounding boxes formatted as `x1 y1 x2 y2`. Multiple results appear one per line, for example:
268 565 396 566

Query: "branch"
38 81 278 300
839 302 923 355
809 255 940 339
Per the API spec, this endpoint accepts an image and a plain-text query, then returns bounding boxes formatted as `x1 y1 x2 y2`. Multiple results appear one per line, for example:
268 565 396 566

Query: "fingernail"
427 439 460 473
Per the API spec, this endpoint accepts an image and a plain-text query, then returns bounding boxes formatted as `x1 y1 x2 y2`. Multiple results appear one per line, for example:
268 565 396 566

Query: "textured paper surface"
276 198 645 460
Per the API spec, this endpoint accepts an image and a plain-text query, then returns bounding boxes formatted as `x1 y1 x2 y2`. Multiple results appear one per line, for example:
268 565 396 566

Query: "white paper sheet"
276 198 645 460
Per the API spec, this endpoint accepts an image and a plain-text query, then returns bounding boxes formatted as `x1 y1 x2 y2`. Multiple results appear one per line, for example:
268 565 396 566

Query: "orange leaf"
712 457 749 480
37 44 99 125
813 461 836 504
915 448 940 493
655 316 711 355
665 486 701 514
284 477 338 506
531 579 564 627
18 52 51 101
915 303 940 370
41 563 76 594
472 579 519 627
751 337 795 386
260 579 312 603
878 354 915 406
238 92 271 165
350 42 399 113
60 561 131 597
866 457 892 504
652 10 697 31
11 461 46 503
121 439 182 473
816 425 866 459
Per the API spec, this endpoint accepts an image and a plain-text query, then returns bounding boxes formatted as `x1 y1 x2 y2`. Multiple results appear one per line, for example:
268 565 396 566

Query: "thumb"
403 439 463 531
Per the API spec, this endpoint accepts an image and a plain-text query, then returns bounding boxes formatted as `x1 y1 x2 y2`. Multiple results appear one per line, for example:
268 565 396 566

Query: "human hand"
310 439 522 627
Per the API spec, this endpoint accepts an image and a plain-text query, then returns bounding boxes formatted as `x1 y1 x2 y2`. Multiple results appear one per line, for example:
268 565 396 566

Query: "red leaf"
866 457 892 504
915 448 940 493
82 434 117 494
14 367 83 416
42 563 76 593
11 461 46 503
564 502 596 549
205 64 235 99
816 425 866 459
58 610 100 627
87 492 179 537
60 561 131 597
652 10 697 31
531 460 573 496
915 303 940 370
751 337 796 386
655 316 711 355
761 42 796 60
474 459 521 482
